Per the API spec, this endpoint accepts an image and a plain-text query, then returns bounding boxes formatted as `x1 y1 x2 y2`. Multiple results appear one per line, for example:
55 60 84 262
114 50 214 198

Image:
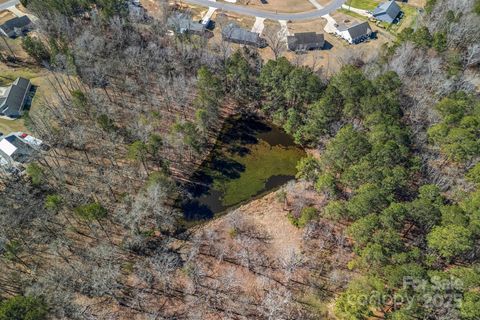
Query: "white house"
0 132 43 174
335 21 373 44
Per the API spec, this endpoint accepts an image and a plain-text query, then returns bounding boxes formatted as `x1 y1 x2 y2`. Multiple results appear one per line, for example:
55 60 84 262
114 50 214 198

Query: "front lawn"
344 0 380 10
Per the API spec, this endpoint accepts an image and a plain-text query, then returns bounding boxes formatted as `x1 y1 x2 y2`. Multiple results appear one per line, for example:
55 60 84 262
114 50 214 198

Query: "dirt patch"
406 0 426 8
140 0 165 18
177 180 354 318
0 10 15 24
330 9 362 25
212 186 306 259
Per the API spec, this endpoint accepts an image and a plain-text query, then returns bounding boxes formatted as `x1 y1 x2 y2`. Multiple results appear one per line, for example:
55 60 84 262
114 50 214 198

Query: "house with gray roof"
336 21 373 44
222 23 267 48
0 78 32 120
287 32 324 52
167 12 206 35
372 1 402 23
0 132 43 174
0 16 32 38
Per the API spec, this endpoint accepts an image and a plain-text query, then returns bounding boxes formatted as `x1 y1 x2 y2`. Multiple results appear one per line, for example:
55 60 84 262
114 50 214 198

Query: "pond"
182 115 306 220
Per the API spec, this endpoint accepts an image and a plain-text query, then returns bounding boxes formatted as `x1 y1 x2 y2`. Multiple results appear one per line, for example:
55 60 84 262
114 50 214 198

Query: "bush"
475 0 480 15
44 194 62 212
432 32 447 52
26 163 44 185
466 163 480 185
75 203 107 221
288 207 317 228
315 172 337 197
296 156 321 182
446 52 463 77
0 295 47 320
97 114 115 132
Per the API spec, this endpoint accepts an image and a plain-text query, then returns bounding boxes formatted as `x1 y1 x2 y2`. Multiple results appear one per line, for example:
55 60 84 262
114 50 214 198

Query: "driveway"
183 0 346 21
251 17 265 34
202 7 217 24
308 0 324 10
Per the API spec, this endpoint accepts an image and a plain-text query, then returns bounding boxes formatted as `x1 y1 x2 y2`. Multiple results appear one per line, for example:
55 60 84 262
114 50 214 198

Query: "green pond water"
182 115 306 220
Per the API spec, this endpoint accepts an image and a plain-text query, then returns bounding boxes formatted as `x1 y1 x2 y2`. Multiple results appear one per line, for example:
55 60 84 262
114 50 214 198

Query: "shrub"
432 32 447 52
44 194 62 212
475 0 480 15
26 163 44 185
0 295 47 320
466 163 480 185
296 156 321 182
228 228 238 238
288 207 317 228
315 172 337 197
75 203 107 221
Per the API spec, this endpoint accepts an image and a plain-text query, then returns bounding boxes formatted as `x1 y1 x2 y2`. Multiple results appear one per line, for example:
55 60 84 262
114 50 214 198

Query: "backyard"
0 63 53 134
341 1 420 35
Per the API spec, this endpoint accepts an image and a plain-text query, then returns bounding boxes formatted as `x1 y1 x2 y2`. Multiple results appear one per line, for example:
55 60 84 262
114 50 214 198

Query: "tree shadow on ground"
181 114 273 220
182 200 214 220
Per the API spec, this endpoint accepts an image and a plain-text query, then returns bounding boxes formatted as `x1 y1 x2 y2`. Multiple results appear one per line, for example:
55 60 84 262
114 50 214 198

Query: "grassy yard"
0 118 28 135
338 8 369 20
397 3 420 31
344 0 380 10
0 63 54 134
340 2 420 37
377 4 419 33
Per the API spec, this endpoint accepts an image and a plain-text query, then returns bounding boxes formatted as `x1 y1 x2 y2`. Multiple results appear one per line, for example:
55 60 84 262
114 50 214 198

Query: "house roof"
0 77 31 118
167 12 205 33
0 16 31 35
339 21 372 39
287 32 324 47
222 23 263 45
1 134 35 163
373 1 401 20
0 138 16 156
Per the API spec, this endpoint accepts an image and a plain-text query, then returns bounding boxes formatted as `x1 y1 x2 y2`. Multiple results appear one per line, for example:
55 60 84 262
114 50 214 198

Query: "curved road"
182 0 346 20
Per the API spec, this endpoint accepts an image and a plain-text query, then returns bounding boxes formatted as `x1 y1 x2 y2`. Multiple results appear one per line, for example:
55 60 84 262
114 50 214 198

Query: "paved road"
183 0 346 21
0 0 19 11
